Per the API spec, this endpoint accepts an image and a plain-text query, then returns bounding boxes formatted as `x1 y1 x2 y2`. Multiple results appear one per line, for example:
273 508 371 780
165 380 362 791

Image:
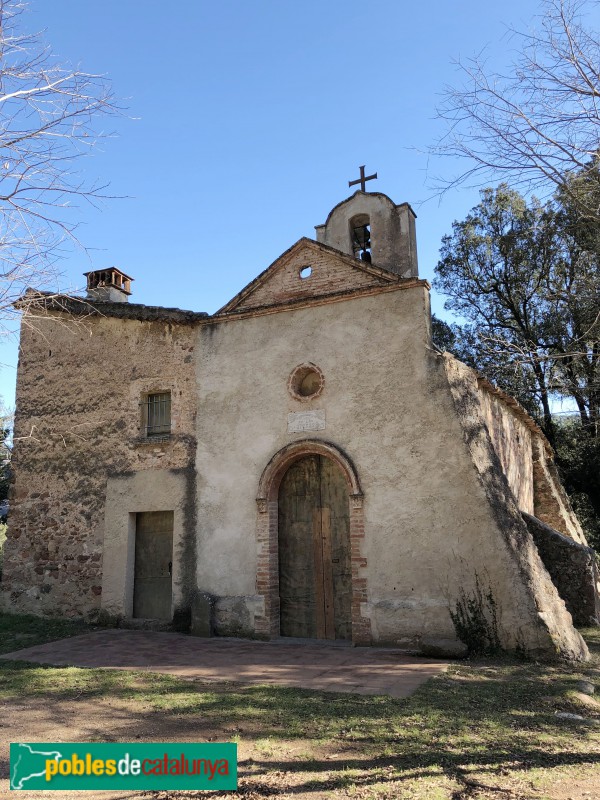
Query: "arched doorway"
255 439 371 645
278 455 351 640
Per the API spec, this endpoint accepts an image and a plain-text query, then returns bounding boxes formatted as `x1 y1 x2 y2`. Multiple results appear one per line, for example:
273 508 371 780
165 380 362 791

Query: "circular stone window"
288 363 324 401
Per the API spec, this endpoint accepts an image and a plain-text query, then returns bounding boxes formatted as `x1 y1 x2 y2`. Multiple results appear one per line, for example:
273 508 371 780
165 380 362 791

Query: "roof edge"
14 289 208 324
320 190 409 228
214 278 430 321
441 349 553 458
216 236 402 315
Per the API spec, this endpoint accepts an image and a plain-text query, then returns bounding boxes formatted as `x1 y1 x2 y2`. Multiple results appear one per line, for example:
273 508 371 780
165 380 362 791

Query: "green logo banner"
10 742 237 791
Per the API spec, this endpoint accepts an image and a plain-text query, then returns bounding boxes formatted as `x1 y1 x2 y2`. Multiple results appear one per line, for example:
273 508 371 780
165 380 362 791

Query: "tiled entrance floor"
1 630 448 698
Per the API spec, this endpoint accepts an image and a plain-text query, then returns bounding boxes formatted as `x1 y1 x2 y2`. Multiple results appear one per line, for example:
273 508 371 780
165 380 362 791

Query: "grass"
0 608 91 654
0 612 599 798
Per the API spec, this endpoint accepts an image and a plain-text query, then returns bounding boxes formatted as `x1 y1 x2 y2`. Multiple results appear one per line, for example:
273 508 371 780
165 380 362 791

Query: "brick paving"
1 630 448 698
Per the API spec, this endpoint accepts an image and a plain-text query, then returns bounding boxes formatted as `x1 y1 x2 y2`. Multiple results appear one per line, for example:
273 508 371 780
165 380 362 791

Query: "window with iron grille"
144 392 171 437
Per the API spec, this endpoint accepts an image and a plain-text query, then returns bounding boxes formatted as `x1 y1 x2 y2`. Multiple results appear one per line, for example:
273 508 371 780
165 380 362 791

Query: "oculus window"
288 363 325 401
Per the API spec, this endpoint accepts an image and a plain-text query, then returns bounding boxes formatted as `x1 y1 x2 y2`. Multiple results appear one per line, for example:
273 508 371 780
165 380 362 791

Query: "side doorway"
133 511 173 620
278 455 351 640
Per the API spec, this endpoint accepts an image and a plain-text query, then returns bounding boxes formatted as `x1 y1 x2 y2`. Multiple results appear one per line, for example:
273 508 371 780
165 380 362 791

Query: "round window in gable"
299 265 312 279
288 363 325 401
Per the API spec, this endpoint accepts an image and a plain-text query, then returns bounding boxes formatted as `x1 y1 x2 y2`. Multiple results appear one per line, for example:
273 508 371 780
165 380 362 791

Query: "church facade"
1 189 596 660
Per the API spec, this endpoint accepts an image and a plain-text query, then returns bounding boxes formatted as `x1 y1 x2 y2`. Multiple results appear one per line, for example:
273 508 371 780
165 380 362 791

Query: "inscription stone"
288 410 326 433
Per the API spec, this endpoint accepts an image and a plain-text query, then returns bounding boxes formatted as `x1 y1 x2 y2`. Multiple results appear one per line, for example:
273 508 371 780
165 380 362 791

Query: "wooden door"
133 511 173 620
278 456 351 640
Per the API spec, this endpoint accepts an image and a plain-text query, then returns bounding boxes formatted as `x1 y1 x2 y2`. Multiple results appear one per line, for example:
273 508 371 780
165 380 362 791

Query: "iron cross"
348 165 377 192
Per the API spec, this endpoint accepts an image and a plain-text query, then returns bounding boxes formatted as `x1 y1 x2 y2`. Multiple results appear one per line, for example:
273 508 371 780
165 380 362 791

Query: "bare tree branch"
0 0 121 332
431 0 600 219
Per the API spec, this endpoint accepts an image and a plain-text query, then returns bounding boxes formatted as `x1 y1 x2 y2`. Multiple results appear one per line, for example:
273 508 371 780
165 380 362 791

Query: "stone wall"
523 512 600 626
477 384 534 514
2 307 197 617
475 374 585 544
531 439 587 543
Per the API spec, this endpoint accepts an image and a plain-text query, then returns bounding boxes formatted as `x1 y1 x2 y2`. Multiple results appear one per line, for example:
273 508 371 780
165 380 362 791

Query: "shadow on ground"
2 640 600 799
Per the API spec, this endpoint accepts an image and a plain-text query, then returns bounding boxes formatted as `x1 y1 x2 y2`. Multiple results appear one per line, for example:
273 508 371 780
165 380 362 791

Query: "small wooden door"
133 511 173 620
278 456 351 640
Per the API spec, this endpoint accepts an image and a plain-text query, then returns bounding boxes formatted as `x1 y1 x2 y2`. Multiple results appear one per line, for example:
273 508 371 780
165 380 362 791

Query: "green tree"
551 169 600 433
434 184 599 536
435 186 565 438
554 417 600 547
0 412 11 513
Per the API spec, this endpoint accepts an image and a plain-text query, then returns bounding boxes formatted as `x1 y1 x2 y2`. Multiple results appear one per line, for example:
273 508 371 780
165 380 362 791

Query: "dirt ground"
1 688 599 800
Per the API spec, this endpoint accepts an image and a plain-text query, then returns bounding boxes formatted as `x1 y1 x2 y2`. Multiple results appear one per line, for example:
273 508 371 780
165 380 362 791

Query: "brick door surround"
255 439 371 644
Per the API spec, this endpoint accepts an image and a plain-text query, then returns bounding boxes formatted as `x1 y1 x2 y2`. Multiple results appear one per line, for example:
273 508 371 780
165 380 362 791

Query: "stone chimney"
84 268 133 303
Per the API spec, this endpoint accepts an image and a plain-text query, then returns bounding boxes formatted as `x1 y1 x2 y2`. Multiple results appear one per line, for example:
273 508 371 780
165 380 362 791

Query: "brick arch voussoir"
257 439 363 506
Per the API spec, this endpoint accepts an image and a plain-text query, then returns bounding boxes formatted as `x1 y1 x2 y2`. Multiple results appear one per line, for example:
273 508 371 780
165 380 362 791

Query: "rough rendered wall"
443 356 587 660
196 286 587 660
477 382 585 544
2 311 197 618
523 513 599 626
315 192 418 277
478 388 534 514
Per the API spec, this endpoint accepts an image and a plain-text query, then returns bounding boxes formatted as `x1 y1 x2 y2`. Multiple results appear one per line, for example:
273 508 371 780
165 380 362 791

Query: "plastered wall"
315 192 418 278
532 438 587 543
478 388 534 514
442 356 586 660
102 469 191 617
196 287 587 659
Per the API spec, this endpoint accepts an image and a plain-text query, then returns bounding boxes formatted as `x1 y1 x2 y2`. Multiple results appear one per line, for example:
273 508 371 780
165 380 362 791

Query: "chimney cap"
84 267 134 302
83 267 134 283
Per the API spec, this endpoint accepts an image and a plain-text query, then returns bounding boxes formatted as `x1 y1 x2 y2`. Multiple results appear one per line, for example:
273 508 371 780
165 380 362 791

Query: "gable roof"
217 237 403 315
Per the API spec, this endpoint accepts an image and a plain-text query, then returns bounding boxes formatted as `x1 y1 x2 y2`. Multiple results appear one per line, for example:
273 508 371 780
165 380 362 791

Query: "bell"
352 224 371 250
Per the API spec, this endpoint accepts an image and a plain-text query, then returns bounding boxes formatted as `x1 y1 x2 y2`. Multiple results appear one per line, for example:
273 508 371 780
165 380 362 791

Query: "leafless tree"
0 0 119 329
432 0 600 218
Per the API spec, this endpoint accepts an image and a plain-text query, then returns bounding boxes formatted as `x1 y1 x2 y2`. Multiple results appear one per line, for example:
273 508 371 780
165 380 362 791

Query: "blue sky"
0 0 555 408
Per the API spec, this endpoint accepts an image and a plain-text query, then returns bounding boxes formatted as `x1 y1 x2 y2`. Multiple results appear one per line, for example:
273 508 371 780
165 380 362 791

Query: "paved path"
1 630 448 698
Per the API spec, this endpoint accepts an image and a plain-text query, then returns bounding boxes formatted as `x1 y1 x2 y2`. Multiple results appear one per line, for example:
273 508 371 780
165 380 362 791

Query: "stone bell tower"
314 180 418 279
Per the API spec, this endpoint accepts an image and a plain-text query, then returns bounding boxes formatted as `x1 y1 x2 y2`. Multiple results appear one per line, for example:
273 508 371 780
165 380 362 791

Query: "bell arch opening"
349 213 372 263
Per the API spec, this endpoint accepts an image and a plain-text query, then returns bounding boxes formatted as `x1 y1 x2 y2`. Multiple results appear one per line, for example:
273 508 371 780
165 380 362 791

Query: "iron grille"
145 392 171 436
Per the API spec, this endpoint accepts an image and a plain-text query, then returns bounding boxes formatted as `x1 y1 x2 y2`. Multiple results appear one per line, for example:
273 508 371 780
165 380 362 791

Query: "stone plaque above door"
287 410 326 433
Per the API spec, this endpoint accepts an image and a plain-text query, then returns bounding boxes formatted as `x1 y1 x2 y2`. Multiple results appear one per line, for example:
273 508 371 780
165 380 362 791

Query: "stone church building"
1 187 597 661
